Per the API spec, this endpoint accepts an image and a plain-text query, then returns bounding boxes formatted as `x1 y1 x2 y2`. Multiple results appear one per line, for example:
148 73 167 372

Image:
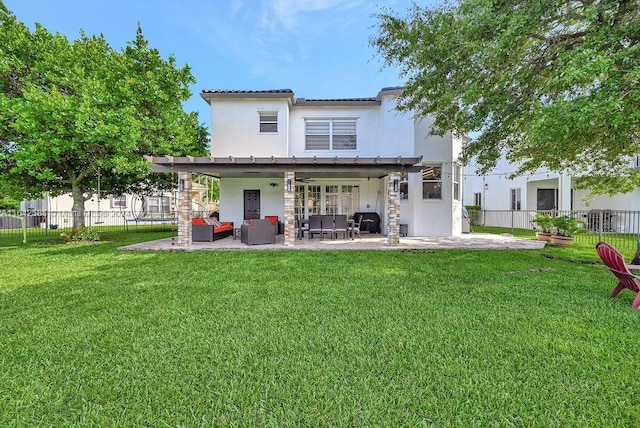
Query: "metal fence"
0 210 177 240
3 209 639 249
468 209 640 249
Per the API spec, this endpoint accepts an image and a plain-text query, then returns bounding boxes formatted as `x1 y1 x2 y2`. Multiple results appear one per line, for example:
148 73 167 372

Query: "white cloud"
267 0 367 31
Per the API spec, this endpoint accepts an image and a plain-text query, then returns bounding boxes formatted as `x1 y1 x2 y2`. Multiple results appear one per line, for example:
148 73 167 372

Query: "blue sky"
6 0 429 129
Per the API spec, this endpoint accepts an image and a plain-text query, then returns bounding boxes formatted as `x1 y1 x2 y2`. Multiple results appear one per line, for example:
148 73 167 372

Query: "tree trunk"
71 183 86 229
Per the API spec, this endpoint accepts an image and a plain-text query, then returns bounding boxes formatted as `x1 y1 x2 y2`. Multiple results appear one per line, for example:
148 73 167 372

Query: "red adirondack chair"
595 241 640 309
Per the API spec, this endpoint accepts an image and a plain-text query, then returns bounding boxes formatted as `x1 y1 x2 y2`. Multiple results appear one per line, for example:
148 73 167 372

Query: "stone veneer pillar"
284 171 296 247
387 172 401 246
177 171 192 247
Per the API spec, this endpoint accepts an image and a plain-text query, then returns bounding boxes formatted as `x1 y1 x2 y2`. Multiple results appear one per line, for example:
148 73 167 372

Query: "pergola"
145 155 423 247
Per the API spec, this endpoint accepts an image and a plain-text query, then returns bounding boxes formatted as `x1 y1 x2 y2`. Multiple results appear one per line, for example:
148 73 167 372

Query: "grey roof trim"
295 98 380 107
201 89 295 103
199 87 405 105
145 155 423 174
376 86 404 101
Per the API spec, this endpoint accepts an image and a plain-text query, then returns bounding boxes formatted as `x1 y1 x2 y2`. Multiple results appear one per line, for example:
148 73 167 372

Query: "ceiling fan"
295 177 316 183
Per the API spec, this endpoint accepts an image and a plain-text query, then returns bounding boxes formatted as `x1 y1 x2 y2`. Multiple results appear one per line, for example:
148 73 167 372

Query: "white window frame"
305 119 357 151
510 188 521 211
422 164 443 200
259 111 278 133
399 172 409 200
145 196 172 214
453 164 461 201
296 183 360 218
111 195 127 209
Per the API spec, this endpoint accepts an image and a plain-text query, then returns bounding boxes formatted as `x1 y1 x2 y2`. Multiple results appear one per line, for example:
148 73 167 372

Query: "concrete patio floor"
119 232 546 251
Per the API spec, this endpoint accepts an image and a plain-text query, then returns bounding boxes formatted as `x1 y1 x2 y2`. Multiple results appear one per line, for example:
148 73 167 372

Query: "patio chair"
351 214 362 239
321 215 335 240
333 215 348 239
297 218 309 240
595 241 640 309
308 215 323 240
631 236 640 265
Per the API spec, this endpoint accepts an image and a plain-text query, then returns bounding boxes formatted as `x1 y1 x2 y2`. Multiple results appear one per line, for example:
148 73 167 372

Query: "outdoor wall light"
287 178 292 192
393 179 399 192
178 178 185 192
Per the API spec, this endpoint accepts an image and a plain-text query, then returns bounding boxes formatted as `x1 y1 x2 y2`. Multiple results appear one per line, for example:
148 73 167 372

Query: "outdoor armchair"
240 219 276 245
631 236 640 265
595 241 640 309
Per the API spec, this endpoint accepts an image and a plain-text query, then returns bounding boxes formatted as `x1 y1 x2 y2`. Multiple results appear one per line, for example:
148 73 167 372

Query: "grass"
0 231 639 426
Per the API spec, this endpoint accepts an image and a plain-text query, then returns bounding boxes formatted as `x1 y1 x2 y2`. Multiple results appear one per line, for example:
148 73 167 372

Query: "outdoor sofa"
192 218 234 242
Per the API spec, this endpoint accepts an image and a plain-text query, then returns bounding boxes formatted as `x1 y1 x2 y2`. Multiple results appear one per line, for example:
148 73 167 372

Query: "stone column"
176 171 192 247
284 171 296 247
387 172 401 246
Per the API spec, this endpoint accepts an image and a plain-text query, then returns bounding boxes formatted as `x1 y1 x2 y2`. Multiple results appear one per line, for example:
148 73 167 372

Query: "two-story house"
463 157 640 212
148 87 467 246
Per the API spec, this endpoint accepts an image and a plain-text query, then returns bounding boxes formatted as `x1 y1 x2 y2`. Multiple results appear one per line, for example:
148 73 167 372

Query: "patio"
119 232 546 251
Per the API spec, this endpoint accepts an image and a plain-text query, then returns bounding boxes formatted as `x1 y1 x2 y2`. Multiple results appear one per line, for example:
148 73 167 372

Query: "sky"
5 0 431 130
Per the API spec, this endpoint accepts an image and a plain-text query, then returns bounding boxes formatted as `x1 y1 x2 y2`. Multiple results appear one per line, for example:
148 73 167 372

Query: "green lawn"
0 232 638 426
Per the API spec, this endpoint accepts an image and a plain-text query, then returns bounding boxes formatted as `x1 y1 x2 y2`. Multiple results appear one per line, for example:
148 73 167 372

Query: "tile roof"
298 97 377 102
200 87 404 104
201 89 294 94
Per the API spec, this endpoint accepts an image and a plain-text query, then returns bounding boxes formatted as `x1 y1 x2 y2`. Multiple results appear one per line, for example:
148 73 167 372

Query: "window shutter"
305 120 330 150
332 120 356 150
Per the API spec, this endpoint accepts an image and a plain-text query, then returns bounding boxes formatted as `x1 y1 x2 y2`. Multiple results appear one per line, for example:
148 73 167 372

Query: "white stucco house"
20 180 215 229
463 156 640 212
148 87 467 246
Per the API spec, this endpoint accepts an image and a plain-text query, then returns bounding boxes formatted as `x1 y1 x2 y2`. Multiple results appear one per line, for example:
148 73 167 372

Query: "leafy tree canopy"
373 0 640 195
0 2 208 226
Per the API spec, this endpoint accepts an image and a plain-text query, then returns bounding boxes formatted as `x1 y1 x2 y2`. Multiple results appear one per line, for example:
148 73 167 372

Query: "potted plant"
550 215 585 246
531 212 554 241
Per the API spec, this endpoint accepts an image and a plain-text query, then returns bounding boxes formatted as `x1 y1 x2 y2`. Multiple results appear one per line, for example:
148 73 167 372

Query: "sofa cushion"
192 218 206 226
265 215 278 226
214 222 233 233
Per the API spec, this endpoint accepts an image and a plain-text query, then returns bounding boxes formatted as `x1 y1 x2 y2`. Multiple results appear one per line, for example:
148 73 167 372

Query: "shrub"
550 215 586 237
531 212 554 233
64 227 101 243
464 205 482 225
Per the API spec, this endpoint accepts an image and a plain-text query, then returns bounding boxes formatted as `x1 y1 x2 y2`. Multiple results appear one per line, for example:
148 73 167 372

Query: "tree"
0 2 208 227
372 0 640 195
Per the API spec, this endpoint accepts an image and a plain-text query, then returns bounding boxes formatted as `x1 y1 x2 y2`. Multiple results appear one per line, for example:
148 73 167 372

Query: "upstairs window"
259 112 278 133
305 119 356 150
422 165 442 199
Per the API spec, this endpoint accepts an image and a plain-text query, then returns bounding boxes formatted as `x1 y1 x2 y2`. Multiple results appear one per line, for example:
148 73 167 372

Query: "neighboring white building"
148 87 467 246
21 179 216 228
463 156 640 212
